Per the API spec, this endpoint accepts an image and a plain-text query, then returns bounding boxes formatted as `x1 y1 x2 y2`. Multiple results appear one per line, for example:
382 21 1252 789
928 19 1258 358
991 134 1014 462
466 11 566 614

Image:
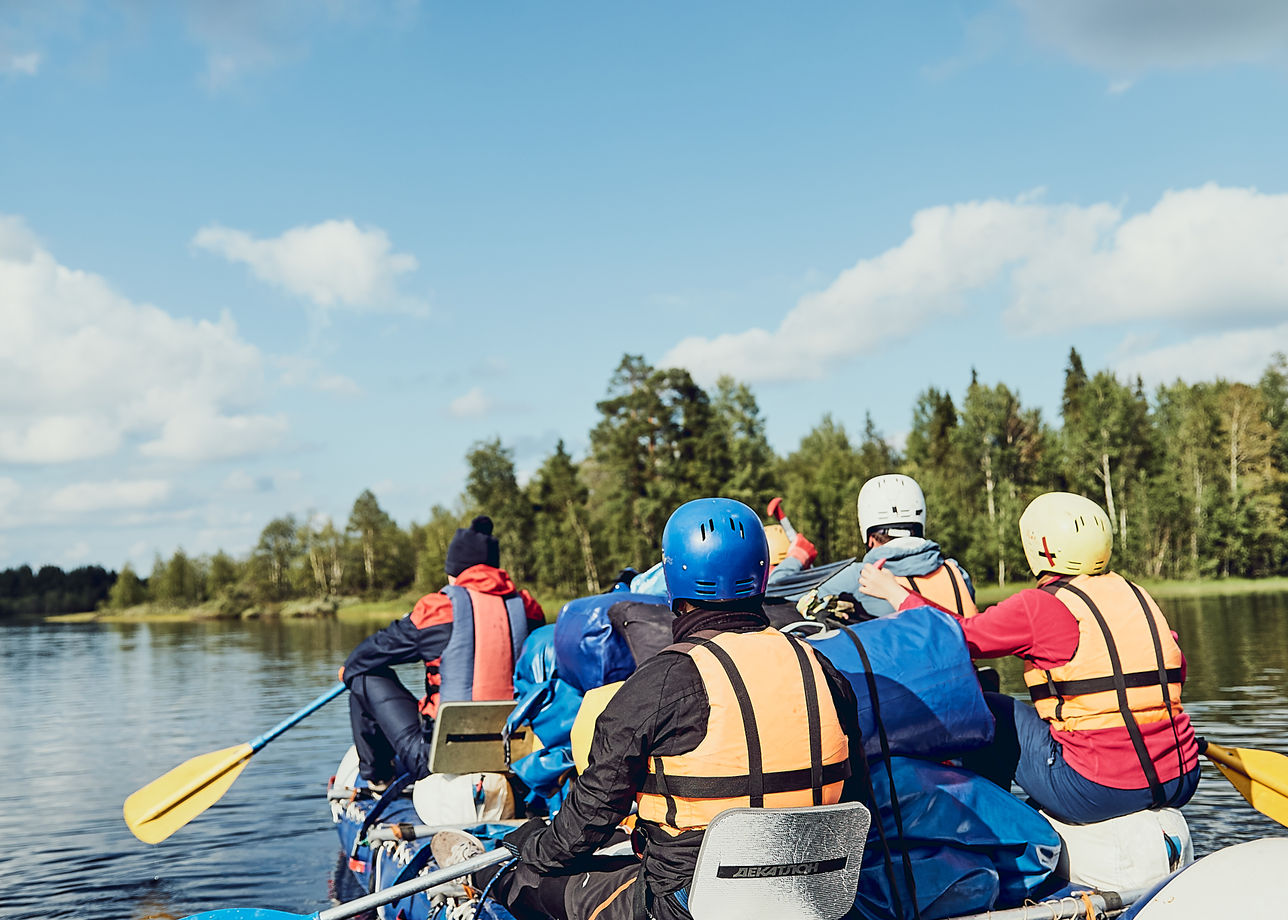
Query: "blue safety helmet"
662 498 770 609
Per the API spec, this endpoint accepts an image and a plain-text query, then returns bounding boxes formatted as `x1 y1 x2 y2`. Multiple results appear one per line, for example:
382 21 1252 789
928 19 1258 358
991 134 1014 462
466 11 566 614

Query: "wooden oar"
180 847 512 920
1199 737 1288 827
124 682 346 844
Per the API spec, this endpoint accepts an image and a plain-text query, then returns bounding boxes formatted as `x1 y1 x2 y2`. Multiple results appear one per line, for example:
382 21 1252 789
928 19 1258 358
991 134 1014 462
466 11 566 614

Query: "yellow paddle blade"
124 743 254 844
1204 741 1288 827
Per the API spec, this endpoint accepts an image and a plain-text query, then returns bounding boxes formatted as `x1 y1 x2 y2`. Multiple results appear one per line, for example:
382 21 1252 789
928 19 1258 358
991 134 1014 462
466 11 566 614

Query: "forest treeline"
3 349 1286 618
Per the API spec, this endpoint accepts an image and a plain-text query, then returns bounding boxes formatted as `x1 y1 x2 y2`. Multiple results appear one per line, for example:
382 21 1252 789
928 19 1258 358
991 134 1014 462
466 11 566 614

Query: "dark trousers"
348 667 433 783
483 856 663 920
962 691 1200 825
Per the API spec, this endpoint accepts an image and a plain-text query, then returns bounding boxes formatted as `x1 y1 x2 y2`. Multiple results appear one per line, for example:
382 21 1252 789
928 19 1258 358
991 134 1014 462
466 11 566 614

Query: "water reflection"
3 593 1287 920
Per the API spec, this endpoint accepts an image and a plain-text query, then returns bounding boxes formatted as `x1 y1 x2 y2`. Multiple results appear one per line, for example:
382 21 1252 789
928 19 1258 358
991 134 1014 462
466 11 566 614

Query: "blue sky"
3 1 1288 572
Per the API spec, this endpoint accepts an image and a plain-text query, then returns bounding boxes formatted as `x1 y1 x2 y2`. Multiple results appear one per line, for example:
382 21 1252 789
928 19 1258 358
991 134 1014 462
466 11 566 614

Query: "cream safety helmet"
858 474 926 540
764 523 791 566
1018 492 1112 577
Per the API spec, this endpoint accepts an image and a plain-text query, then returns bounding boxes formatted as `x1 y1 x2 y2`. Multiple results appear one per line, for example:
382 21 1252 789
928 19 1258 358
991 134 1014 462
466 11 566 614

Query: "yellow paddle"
1200 738 1288 827
124 682 346 844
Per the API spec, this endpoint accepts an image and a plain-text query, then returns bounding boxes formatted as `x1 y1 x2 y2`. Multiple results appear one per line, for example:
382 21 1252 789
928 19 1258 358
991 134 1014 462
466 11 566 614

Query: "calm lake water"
3 592 1288 920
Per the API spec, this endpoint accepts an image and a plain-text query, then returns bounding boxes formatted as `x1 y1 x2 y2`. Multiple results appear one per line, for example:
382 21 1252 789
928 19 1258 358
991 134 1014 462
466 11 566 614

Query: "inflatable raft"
326 591 1286 920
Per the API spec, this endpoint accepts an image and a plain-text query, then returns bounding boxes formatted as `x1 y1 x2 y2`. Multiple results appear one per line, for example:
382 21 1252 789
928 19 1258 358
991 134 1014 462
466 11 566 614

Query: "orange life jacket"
1023 572 1185 804
635 627 850 832
895 561 977 618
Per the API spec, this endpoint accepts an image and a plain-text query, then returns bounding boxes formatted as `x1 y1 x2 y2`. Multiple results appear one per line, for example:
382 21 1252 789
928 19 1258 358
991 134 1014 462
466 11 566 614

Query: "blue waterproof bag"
553 591 662 692
855 757 1061 919
807 605 994 762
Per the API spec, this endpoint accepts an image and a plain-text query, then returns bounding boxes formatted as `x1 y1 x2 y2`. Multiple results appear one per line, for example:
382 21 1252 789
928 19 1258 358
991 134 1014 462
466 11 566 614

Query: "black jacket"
515 606 866 910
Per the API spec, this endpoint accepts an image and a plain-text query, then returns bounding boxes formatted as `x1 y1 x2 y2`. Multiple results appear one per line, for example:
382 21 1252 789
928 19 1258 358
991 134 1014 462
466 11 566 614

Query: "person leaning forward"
860 491 1200 825
434 497 867 920
340 515 545 788
815 473 977 619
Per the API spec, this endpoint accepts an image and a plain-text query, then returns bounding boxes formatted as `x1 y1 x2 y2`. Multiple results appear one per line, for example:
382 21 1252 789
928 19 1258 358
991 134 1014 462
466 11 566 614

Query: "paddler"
432 497 866 920
339 514 544 790
814 473 977 619
859 491 1200 825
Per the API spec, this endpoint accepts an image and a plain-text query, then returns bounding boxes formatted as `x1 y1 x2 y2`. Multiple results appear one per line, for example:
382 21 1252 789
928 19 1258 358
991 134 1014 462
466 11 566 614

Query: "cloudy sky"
2 1 1287 571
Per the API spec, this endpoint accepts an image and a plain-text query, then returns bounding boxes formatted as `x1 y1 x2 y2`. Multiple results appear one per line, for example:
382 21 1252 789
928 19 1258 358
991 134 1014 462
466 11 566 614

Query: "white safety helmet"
857 474 926 540
1019 492 1112 577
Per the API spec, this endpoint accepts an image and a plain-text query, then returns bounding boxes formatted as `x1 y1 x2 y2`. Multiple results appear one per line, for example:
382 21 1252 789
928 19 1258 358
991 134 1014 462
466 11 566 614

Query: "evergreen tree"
464 439 534 581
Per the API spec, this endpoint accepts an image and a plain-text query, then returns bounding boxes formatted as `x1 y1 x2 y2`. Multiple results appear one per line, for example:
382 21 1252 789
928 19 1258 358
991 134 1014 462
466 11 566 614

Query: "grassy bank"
40 577 1288 624
974 575 1288 607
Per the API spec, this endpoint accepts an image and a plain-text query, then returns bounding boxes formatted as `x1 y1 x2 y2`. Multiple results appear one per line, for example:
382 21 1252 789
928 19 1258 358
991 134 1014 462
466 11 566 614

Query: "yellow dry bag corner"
571 681 625 773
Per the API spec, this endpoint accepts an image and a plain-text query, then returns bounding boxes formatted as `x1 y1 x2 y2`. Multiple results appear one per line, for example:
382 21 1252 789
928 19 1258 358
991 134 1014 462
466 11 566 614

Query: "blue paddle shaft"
248 683 346 752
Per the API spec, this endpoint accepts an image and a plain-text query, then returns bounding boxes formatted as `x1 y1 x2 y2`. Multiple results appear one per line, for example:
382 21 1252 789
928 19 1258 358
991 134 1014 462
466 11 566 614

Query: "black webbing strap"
1126 579 1189 798
1026 667 1184 701
693 636 765 807
786 636 825 805
1044 578 1166 806
946 562 966 617
638 760 851 797
841 626 921 920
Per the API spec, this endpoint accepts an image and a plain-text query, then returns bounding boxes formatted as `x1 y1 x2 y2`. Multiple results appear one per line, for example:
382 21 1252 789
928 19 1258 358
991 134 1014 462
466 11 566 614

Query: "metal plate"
688 803 870 920
427 701 533 775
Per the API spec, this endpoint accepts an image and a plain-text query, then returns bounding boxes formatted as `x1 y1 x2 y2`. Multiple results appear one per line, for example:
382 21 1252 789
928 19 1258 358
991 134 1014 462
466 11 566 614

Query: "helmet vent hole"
694 579 718 596
699 523 706 540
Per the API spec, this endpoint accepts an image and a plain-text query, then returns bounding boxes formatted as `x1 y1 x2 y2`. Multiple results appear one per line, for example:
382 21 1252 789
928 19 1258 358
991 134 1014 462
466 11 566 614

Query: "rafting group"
126 477 1288 920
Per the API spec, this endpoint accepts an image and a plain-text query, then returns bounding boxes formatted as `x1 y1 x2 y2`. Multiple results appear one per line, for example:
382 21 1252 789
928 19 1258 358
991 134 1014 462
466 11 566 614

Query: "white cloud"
448 386 495 419
49 479 172 514
61 540 91 563
140 410 287 461
193 219 419 310
1116 322 1288 385
662 185 1288 385
1014 0 1288 73
1 51 41 75
0 478 19 527
0 214 285 464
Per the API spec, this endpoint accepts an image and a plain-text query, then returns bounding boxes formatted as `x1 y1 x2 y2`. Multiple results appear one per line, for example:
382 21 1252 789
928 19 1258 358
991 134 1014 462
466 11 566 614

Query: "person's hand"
501 816 547 857
337 666 345 683
858 560 909 608
787 533 817 567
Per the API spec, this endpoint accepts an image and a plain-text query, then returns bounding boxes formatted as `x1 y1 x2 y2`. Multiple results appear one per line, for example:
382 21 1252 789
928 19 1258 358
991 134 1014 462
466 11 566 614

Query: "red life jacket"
420 584 528 718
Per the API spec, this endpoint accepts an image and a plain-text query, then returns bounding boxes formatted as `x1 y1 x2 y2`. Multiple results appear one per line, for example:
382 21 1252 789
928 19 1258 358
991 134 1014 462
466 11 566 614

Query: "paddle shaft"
316 848 512 920
251 682 347 751
950 886 1147 920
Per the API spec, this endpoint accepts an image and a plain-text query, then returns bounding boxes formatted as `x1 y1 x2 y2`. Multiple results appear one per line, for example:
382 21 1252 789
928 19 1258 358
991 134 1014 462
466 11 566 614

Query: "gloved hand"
501 816 548 857
787 533 817 567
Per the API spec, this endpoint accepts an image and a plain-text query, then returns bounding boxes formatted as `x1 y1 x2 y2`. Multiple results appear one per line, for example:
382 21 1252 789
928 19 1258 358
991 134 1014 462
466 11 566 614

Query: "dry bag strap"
1042 578 1166 806
840 626 921 920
